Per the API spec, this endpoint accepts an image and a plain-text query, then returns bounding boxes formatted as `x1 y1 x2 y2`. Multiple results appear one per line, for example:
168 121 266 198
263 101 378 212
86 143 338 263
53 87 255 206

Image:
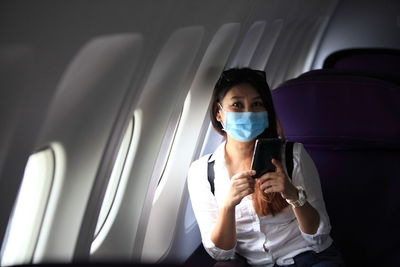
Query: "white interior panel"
141 23 241 263
250 19 284 71
228 21 266 68
313 1 400 68
32 33 143 262
90 26 205 261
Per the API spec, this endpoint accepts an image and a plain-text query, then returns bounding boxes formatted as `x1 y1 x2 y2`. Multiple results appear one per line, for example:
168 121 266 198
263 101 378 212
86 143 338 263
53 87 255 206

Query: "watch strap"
286 186 307 208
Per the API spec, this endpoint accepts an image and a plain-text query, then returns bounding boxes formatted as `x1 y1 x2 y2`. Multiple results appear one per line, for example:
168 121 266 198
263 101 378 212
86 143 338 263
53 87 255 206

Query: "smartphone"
251 138 283 178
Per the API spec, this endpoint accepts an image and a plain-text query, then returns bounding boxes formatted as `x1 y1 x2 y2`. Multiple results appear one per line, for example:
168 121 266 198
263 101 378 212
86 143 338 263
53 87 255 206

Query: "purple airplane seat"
272 55 400 266
323 48 400 85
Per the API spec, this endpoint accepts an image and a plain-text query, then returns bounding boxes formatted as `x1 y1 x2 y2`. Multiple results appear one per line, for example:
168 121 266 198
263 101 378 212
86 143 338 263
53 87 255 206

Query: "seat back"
324 48 400 85
272 67 400 266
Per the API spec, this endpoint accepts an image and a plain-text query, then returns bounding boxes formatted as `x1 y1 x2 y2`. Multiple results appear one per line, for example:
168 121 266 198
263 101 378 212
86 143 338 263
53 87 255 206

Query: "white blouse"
187 141 332 266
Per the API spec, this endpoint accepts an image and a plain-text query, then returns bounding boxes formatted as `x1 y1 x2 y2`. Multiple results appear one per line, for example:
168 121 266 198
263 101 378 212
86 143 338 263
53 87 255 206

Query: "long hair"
210 67 288 216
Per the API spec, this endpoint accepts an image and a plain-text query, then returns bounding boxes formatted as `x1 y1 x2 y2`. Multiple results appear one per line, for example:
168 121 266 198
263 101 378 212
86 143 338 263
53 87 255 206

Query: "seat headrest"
272 70 400 148
323 48 400 84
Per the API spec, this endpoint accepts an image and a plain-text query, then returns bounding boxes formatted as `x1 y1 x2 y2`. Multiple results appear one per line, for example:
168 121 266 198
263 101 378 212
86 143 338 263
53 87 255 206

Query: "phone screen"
251 138 283 178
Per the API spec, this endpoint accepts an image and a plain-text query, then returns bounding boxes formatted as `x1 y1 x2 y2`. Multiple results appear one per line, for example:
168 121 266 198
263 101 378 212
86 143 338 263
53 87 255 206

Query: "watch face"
286 186 307 208
297 186 306 200
288 186 307 208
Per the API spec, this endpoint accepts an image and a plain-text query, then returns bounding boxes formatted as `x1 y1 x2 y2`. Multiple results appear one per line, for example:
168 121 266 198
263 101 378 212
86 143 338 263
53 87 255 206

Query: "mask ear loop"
217 102 225 112
217 103 226 131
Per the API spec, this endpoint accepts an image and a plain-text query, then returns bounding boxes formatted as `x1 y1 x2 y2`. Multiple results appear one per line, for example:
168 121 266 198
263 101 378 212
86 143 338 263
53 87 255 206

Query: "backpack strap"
285 141 294 180
206 141 295 195
207 154 215 195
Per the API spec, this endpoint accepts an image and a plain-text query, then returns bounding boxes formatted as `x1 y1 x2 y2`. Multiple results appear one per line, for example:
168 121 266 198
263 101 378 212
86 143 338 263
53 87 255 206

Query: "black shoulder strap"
207 154 215 195
285 141 294 180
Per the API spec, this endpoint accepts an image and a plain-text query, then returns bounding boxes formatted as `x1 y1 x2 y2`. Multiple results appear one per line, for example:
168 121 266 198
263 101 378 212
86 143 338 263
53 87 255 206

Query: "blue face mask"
219 104 269 142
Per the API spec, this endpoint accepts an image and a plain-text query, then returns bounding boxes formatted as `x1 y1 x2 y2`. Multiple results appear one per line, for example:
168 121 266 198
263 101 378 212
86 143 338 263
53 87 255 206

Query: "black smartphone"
251 138 283 178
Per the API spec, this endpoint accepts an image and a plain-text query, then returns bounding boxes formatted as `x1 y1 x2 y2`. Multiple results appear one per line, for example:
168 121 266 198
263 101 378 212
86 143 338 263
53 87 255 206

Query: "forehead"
222 83 260 101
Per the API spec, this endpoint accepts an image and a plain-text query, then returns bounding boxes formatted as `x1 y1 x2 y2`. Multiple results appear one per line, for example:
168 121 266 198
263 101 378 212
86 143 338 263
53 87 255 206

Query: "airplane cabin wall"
0 0 340 265
313 0 400 69
143 0 339 264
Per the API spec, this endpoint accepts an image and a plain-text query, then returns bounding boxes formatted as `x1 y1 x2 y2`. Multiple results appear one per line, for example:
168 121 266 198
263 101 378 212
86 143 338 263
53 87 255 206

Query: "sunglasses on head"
215 68 267 89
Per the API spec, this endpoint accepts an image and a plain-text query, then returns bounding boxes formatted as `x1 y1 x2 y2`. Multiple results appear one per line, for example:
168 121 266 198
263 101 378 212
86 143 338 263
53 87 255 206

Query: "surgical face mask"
219 104 269 142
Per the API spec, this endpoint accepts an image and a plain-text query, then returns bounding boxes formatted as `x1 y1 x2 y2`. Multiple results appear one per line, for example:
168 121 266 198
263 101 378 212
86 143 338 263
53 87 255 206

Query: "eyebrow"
230 96 262 100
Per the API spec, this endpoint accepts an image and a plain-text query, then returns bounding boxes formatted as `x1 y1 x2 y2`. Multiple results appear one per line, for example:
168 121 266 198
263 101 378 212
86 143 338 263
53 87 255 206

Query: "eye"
252 101 265 108
231 102 244 109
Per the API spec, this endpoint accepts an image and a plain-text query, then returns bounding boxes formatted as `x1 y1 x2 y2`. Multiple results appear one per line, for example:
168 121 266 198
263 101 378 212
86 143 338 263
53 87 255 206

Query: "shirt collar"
208 140 226 163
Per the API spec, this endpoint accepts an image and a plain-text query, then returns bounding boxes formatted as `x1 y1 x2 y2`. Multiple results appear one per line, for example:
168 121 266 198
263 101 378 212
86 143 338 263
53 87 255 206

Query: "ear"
216 107 223 123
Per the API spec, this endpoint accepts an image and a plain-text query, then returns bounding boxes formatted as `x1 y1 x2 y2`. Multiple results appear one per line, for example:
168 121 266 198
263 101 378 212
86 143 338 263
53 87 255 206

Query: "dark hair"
210 67 283 139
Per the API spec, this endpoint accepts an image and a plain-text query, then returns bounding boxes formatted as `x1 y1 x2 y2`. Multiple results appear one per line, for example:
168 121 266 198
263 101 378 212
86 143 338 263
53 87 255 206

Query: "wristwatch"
286 186 307 208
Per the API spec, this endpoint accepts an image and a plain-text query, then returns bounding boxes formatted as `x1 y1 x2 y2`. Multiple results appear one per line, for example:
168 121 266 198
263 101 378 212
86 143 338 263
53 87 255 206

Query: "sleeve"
187 157 236 260
292 143 332 246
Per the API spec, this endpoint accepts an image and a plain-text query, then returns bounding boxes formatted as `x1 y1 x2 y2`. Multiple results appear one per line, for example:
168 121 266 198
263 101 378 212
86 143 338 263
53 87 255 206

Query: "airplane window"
0 148 55 267
93 119 134 239
155 108 182 188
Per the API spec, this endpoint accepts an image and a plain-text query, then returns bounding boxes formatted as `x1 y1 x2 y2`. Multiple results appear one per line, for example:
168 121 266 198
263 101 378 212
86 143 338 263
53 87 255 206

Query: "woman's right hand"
224 170 256 209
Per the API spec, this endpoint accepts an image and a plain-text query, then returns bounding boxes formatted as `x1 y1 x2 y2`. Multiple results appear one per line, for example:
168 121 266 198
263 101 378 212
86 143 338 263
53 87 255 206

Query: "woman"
187 68 344 267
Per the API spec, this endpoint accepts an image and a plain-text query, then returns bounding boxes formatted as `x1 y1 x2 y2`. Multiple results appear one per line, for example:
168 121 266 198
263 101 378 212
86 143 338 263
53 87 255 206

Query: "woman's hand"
212 170 255 249
224 170 256 209
258 159 298 201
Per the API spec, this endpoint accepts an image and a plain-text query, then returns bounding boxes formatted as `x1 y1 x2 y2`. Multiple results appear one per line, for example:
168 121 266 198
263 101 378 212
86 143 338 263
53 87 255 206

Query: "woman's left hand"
258 159 298 201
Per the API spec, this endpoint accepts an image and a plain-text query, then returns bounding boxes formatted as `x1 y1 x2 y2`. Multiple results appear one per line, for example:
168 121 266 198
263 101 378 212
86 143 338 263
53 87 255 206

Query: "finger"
260 173 287 189
235 182 252 191
242 186 254 195
260 172 286 184
259 172 283 185
246 176 256 184
259 181 271 191
232 170 256 180
234 176 255 187
271 159 284 173
237 179 255 190
260 180 278 191
234 186 254 201
257 172 275 183
264 182 286 193
263 186 277 194
240 187 254 197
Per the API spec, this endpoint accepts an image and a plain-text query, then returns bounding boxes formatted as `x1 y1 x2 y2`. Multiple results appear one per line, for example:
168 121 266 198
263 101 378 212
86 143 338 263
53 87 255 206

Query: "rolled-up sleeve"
187 156 236 260
292 144 332 247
